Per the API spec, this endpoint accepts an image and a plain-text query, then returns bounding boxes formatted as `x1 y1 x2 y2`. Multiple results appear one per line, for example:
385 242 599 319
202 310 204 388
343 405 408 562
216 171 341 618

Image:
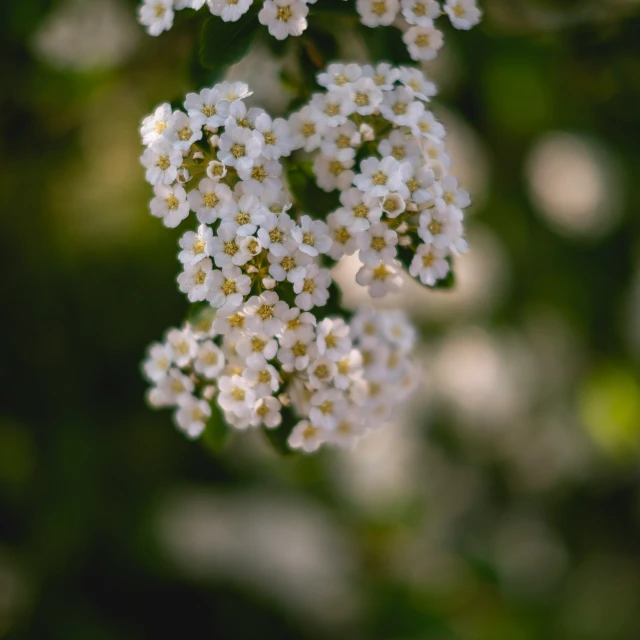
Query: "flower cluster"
289 62 470 296
142 308 418 451
138 0 481 62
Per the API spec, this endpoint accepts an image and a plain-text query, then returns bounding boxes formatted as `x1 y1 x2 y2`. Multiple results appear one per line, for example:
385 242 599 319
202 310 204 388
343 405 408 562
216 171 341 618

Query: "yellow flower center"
232 387 245 402
203 192 219 208
372 171 387 185
281 256 295 271
335 227 351 244
314 364 330 379
257 304 274 320
193 239 206 254
277 5 293 20
178 127 192 141
224 241 239 256
302 279 315 293
371 237 386 251
292 342 307 357
329 160 344 176
302 123 316 137
230 143 245 158
202 105 216 117
222 279 237 295
166 195 180 209
302 232 315 246
194 270 207 285
157 155 171 170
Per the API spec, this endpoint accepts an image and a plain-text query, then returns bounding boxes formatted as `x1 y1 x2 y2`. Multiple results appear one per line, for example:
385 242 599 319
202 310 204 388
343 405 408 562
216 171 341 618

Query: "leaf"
357 22 416 65
308 0 358 16
286 162 340 219
262 405 298 455
198 10 261 76
201 402 232 454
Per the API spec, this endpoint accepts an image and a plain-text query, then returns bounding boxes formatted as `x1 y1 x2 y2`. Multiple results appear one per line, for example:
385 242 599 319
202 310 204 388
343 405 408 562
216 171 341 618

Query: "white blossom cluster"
289 62 470 296
138 0 481 62
142 308 418 452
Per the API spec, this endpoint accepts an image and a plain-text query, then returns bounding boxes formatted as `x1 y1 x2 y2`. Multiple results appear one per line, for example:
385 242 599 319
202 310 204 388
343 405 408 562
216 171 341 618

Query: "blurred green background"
2 0 640 638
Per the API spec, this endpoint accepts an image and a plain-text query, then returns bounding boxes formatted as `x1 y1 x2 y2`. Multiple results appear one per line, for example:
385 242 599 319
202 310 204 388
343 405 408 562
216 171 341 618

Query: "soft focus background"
2 0 640 637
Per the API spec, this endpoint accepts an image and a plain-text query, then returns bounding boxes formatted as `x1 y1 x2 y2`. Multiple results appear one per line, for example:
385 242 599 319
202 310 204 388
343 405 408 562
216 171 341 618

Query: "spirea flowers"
140 66 470 452
137 0 481 63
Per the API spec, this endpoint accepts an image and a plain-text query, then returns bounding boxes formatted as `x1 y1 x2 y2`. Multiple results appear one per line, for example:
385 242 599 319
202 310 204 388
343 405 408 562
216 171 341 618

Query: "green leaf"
198 10 260 77
201 402 232 454
262 405 298 455
286 161 340 219
357 23 415 65
309 0 358 16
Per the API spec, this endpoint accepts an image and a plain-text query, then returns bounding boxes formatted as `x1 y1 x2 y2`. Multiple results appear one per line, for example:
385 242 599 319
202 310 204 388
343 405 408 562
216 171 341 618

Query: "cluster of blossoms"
138 0 481 62
289 62 470 296
142 308 418 451
139 58 471 451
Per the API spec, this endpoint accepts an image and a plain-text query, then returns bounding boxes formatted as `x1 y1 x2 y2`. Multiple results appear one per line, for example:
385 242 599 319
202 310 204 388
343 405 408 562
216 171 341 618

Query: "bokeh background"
2 0 640 637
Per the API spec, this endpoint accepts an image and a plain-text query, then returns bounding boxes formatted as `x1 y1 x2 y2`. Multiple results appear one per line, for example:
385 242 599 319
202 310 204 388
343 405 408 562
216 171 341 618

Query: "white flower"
278 330 317 372
150 184 190 227
356 0 399 27
444 0 482 29
310 90 353 127
308 356 338 389
378 129 422 164
207 264 251 308
138 0 174 36
382 310 417 351
166 327 198 366
175 0 206 8
317 63 363 90
141 138 183 185
354 156 406 197
356 260 403 297
184 88 231 128
236 158 283 196
244 363 280 397
404 165 435 204
334 349 363 390
293 264 331 310
253 113 294 159
417 206 460 249
381 192 406 218
267 247 312 283
143 342 174 382
279 307 316 341
166 111 203 151
220 193 267 236
238 235 263 262
320 121 361 162
244 291 289 336
188 179 233 224
217 126 263 170
334 187 382 233
236 332 279 369
309 388 347 430
316 318 351 361
434 174 471 211
398 66 437 101
313 154 355 192
258 0 309 40
327 212 358 259
288 420 325 452
175 395 211 439
361 62 400 90
148 369 194 407
401 0 440 25
289 106 325 152
345 77 384 116
207 225 250 267
178 258 214 302
206 160 228 181
260 190 293 215
224 100 265 130
403 25 444 61
257 212 297 257
357 222 398 266
216 81 253 102
251 397 282 429
379 87 424 127
218 375 256 417
141 103 172 145
208 0 253 21
326 410 364 449
212 306 247 338
292 215 332 257
178 224 214 265
412 109 446 141
194 340 226 378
